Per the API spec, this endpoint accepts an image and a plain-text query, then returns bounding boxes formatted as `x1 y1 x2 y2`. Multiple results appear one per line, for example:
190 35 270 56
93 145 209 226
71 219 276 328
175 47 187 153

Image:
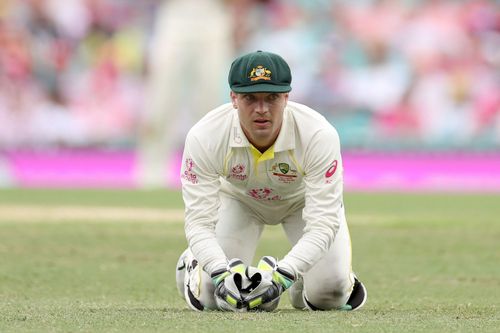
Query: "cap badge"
249 66 272 81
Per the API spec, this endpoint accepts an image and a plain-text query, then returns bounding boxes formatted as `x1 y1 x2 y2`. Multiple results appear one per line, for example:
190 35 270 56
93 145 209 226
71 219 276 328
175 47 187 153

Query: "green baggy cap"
228 50 292 93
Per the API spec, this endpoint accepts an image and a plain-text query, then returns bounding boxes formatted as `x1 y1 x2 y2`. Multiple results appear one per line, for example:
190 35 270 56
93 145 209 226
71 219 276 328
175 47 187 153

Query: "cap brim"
231 84 291 93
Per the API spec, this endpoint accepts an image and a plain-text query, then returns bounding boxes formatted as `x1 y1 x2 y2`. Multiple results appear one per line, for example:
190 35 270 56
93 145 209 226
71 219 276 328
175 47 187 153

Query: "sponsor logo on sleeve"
325 160 338 184
181 158 198 184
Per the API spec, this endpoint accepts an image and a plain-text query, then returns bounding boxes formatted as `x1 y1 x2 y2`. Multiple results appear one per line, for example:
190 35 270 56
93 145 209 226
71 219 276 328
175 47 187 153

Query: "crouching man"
175 51 367 311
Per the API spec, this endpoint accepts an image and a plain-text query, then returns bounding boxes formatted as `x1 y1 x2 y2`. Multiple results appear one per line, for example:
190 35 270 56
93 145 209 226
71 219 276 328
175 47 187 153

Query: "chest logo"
278 163 289 174
228 164 247 181
271 162 298 184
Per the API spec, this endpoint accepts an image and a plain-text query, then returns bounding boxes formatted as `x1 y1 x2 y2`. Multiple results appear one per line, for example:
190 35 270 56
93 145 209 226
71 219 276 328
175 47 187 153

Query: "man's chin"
252 131 272 141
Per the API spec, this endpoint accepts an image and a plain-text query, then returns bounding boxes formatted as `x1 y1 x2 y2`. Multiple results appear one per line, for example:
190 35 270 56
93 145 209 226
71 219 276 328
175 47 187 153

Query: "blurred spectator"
0 0 498 152
134 0 257 188
0 0 149 149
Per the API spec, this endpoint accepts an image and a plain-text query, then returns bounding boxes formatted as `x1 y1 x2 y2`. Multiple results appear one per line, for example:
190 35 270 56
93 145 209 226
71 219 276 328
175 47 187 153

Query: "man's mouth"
254 119 270 128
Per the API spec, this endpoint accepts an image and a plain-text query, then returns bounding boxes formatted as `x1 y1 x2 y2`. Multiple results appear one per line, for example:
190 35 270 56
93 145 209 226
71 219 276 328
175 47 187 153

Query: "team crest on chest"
278 163 289 174
249 66 272 81
271 162 298 184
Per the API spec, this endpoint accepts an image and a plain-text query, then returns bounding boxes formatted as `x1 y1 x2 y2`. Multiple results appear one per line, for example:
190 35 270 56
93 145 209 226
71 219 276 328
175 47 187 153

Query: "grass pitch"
0 189 498 332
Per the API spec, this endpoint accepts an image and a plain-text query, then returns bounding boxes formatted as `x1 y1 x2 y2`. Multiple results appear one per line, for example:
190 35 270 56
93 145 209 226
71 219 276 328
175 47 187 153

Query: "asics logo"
325 160 338 178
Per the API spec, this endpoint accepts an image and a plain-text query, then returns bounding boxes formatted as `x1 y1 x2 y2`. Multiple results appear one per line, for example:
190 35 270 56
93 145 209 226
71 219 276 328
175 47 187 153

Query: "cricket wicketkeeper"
175 50 367 312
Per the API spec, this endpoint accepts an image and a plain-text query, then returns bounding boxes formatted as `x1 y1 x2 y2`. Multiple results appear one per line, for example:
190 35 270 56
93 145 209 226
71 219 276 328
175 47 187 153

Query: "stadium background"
1 1 499 331
0 0 498 191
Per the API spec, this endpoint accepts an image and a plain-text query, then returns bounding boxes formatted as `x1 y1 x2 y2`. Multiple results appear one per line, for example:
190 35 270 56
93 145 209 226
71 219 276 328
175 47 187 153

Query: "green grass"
0 189 499 332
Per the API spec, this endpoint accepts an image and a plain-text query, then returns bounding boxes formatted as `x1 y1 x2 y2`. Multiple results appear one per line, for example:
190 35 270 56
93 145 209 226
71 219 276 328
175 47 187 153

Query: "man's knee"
303 278 352 310
288 278 306 309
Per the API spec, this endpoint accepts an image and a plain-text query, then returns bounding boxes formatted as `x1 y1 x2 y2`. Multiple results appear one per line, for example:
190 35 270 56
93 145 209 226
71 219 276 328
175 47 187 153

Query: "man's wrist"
276 260 298 284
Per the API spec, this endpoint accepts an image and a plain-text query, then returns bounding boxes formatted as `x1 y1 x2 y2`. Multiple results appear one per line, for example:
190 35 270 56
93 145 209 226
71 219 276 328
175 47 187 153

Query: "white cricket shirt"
181 101 345 278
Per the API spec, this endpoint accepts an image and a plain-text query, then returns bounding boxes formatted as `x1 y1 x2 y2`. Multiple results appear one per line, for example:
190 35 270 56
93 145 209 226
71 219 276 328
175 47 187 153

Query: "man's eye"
268 94 278 101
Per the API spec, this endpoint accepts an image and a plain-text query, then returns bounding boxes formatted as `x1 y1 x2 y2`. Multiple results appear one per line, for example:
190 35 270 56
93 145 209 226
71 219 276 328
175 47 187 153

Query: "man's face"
230 91 288 152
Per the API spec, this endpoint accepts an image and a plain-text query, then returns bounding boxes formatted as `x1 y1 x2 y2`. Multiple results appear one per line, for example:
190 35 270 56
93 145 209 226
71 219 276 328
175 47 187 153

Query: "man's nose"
255 100 269 113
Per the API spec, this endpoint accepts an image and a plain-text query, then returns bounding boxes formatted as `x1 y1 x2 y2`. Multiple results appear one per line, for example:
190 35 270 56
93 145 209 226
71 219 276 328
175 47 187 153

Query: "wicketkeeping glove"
211 258 248 311
245 256 295 311
258 256 295 289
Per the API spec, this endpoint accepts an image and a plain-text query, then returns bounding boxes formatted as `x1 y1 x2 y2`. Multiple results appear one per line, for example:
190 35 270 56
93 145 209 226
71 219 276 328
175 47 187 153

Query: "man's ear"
230 91 238 109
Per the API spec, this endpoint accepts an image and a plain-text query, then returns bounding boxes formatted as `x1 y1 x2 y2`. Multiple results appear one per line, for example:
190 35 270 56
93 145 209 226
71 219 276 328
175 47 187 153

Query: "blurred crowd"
0 0 498 151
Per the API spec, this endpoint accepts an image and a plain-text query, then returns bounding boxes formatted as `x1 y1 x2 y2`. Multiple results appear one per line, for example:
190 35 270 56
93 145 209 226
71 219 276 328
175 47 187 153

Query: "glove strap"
275 267 295 290
211 269 230 286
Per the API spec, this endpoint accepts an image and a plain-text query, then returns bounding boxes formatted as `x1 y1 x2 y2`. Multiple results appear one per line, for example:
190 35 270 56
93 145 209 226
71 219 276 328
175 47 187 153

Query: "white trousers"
178 193 354 310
